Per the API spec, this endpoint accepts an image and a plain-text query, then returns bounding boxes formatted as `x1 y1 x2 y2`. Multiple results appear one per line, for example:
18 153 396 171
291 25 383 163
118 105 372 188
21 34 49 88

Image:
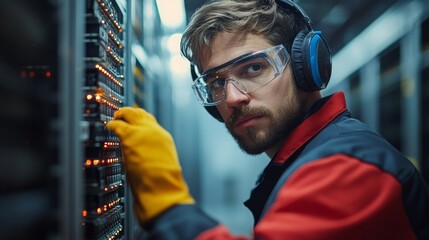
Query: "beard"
225 99 306 155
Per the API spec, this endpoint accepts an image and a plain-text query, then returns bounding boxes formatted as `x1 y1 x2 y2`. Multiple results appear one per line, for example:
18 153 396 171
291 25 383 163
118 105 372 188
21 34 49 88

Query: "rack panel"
379 44 402 151
82 0 127 239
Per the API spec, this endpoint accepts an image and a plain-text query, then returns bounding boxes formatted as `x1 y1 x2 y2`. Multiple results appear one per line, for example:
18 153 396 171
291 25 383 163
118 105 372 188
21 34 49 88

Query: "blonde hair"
180 0 307 68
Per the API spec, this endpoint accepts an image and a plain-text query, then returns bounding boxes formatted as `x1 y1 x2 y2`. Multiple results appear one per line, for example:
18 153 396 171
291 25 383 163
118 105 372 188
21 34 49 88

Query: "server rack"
0 0 69 239
379 44 402 152
0 0 159 238
348 72 362 120
130 0 148 110
421 17 429 184
81 0 128 239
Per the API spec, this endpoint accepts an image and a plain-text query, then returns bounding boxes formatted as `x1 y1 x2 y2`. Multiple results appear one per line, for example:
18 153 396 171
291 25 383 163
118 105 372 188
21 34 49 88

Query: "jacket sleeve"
145 154 417 240
253 154 416 240
144 204 249 240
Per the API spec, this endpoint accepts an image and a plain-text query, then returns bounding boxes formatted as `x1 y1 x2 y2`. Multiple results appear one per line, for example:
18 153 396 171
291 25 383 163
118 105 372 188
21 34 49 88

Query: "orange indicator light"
85 160 92 166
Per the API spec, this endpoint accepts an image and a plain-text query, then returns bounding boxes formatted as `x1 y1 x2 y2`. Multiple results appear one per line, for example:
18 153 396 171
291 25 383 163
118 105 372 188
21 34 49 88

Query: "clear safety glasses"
191 44 290 106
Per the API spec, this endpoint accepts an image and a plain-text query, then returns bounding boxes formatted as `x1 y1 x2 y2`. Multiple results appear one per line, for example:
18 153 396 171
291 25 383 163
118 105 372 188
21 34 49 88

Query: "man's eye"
239 62 267 78
247 64 263 73
210 78 225 89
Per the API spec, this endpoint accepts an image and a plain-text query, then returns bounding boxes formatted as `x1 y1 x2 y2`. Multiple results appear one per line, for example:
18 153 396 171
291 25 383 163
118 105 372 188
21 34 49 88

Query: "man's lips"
234 115 262 128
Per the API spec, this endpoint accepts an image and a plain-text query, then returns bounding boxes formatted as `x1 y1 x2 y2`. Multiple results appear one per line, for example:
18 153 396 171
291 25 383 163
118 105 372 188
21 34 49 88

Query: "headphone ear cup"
291 30 332 92
291 30 310 91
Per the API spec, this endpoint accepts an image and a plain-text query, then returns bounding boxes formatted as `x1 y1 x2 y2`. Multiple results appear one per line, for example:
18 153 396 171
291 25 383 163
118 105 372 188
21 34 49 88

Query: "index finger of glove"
106 119 129 137
113 107 156 125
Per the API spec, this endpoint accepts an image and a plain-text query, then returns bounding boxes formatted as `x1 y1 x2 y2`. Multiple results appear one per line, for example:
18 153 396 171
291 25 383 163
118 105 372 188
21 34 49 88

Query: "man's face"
200 32 307 156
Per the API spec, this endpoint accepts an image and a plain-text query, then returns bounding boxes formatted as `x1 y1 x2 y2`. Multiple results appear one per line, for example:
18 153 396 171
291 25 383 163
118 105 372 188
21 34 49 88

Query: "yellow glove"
106 107 195 225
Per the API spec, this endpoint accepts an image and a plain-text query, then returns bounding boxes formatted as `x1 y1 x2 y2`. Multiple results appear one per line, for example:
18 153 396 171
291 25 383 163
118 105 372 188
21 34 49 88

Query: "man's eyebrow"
202 51 261 75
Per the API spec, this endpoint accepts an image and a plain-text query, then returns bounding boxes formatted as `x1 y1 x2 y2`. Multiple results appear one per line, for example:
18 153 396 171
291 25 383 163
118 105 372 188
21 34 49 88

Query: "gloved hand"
106 107 195 225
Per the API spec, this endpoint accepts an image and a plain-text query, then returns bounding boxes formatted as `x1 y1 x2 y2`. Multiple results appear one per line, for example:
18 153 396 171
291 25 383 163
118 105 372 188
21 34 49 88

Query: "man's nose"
223 80 250 107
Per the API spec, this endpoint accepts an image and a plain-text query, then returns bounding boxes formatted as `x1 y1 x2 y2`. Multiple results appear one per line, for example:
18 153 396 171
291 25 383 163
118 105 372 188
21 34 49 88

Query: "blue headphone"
277 0 332 92
191 0 332 122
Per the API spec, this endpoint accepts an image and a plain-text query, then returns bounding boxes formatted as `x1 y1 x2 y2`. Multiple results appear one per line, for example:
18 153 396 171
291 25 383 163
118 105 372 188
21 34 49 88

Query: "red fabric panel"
196 225 249 240
274 92 347 164
255 154 416 240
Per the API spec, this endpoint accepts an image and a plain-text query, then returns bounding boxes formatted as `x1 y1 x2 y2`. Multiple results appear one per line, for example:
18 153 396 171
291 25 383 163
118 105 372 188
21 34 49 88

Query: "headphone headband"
275 0 313 31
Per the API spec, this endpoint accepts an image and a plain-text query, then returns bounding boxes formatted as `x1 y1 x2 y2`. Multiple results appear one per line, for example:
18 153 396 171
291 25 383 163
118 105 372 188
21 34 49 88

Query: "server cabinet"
0 1 59 238
82 0 129 239
379 44 402 152
421 17 429 184
421 65 429 183
348 72 362 120
0 0 139 239
0 0 83 239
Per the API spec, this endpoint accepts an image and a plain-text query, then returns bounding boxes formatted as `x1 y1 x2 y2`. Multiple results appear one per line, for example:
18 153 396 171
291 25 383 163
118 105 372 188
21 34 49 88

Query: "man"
107 0 429 239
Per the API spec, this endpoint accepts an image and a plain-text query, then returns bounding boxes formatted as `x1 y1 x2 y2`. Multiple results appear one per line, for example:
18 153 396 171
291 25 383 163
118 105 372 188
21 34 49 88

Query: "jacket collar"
273 92 348 164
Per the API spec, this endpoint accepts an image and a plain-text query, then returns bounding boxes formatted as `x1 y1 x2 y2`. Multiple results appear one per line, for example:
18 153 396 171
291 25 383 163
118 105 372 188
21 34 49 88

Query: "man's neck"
264 91 323 159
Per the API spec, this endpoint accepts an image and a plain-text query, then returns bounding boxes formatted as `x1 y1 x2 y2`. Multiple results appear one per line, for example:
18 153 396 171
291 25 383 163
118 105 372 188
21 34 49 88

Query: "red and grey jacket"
145 92 429 240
